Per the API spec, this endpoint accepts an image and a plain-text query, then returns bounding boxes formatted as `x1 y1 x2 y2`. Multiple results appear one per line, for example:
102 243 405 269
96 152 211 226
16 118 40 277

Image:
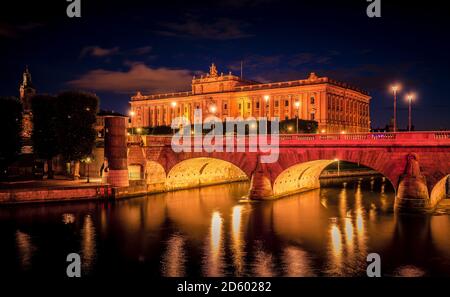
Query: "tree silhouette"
31 94 59 179
0 97 23 179
56 91 98 179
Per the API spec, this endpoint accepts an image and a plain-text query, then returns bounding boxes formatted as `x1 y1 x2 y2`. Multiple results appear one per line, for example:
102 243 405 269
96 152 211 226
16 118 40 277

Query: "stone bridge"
121 131 450 212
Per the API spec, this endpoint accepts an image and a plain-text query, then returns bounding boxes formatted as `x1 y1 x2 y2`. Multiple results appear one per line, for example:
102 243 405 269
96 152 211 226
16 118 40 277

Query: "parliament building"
130 64 371 133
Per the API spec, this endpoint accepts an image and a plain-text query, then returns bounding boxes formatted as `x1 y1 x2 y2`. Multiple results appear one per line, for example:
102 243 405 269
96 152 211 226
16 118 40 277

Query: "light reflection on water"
1 177 450 277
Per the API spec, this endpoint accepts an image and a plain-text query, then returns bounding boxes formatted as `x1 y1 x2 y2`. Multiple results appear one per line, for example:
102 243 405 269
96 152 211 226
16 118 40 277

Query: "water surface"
1 177 449 277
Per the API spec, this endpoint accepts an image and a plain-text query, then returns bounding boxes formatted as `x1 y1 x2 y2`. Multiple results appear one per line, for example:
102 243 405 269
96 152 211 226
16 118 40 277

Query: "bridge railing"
128 131 450 146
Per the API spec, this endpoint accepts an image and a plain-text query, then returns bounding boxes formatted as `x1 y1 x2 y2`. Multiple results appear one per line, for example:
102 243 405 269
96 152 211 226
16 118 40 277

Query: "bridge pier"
395 153 432 212
248 161 274 200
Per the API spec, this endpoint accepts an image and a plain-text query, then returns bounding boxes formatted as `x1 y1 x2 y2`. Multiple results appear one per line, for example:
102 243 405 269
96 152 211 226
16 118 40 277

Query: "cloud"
67 63 193 94
80 46 120 58
80 45 153 59
0 22 43 38
130 46 152 55
155 17 252 40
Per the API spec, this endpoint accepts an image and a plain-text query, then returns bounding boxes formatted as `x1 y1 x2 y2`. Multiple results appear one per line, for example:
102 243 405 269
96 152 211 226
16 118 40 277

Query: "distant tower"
19 66 36 153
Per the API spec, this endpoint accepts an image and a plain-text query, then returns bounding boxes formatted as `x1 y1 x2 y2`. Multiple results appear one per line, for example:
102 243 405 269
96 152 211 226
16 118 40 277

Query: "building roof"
131 67 369 101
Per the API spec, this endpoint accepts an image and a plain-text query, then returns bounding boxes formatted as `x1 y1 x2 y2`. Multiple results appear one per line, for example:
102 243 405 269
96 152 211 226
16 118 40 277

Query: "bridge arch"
272 159 395 198
165 157 249 191
431 175 450 207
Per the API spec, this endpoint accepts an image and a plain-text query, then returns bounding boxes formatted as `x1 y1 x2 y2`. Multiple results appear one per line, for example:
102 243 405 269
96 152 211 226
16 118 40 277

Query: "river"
1 176 449 277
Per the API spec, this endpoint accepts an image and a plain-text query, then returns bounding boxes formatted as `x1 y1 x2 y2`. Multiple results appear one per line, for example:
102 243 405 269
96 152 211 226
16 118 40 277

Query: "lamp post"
334 158 340 176
406 93 414 131
85 157 91 183
391 85 400 132
294 101 301 133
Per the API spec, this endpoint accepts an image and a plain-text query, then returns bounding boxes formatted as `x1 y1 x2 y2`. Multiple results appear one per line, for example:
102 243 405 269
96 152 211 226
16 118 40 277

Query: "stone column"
104 116 129 187
395 153 431 212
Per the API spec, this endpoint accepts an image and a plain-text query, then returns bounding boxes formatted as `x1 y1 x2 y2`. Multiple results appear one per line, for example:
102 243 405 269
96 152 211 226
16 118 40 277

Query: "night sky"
1 0 449 130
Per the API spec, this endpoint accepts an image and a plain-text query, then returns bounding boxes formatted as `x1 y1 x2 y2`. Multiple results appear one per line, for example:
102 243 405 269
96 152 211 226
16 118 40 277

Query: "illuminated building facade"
130 64 371 133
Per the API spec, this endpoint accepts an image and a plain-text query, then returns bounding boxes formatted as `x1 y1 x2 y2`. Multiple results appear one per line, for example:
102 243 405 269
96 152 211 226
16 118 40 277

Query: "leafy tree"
279 119 318 134
31 94 59 179
0 97 23 179
56 91 98 179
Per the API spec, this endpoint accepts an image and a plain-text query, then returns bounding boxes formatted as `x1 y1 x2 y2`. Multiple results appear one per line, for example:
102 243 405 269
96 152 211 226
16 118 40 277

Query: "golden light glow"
406 93 415 102
321 129 326 133
294 101 301 108
62 213 75 224
129 110 136 117
330 223 342 254
340 130 346 134
288 126 293 131
206 211 224 276
171 101 177 107
264 95 270 102
231 205 245 276
136 127 142 134
16 230 35 270
210 106 217 113
81 215 96 272
391 84 401 93
161 234 186 277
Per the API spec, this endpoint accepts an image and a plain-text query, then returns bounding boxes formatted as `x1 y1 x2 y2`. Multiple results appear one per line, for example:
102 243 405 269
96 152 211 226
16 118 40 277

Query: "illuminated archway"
273 160 335 196
166 157 249 191
431 174 449 207
145 161 166 185
272 159 395 198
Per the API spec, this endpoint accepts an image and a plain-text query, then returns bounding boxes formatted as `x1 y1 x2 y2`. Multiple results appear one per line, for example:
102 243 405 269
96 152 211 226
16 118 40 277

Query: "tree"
56 91 98 179
31 94 59 179
0 97 23 179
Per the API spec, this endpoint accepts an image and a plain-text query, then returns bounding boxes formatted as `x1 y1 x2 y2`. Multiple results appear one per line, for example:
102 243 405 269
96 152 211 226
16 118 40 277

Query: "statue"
209 63 218 77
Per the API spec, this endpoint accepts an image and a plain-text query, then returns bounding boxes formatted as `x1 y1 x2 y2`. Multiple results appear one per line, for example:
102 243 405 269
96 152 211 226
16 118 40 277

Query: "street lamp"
294 101 301 133
334 158 340 176
85 157 92 183
136 127 142 134
406 93 415 131
391 84 401 132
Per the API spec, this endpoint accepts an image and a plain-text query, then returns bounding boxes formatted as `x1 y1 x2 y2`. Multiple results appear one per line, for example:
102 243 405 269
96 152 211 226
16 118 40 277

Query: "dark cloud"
80 46 121 58
0 22 43 38
155 17 252 40
67 63 193 94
